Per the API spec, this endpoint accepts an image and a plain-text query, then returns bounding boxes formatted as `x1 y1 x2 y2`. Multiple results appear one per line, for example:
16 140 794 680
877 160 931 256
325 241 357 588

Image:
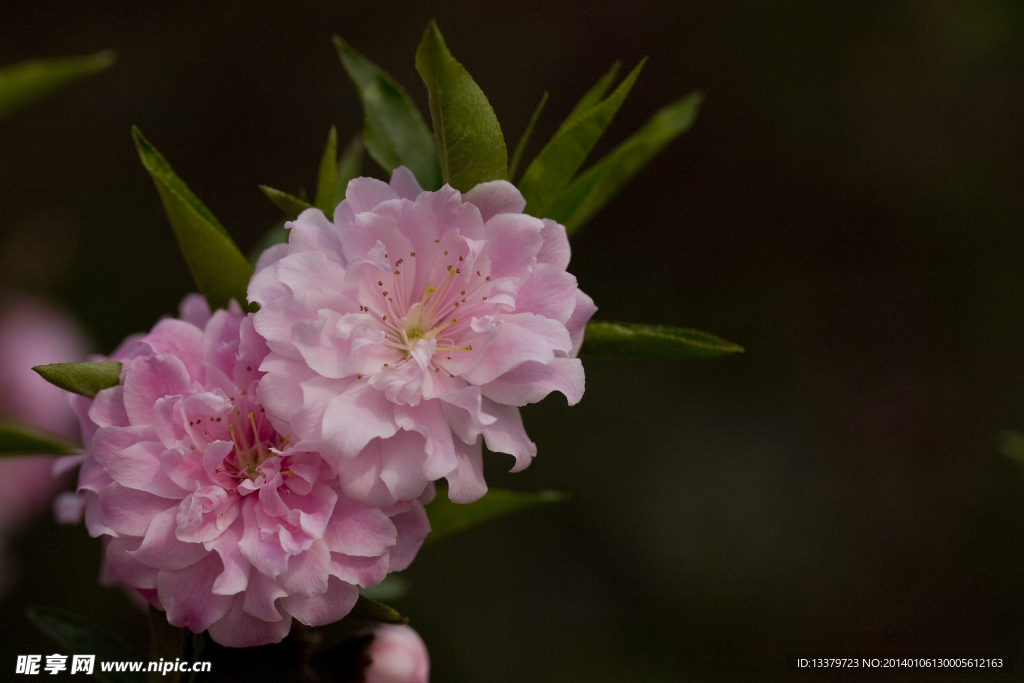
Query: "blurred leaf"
259 185 313 220
248 221 290 267
0 420 78 456
519 60 645 218
425 488 565 546
549 92 702 234
333 133 365 206
314 126 338 214
0 50 116 119
33 360 121 398
348 595 407 624
999 430 1024 466
133 127 252 311
359 573 411 603
415 20 507 192
508 91 548 182
560 61 620 133
580 321 743 359
334 37 442 190
27 606 144 683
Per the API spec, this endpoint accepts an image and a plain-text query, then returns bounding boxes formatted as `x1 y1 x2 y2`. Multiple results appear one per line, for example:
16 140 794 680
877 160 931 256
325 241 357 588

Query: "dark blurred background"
3 1 1024 680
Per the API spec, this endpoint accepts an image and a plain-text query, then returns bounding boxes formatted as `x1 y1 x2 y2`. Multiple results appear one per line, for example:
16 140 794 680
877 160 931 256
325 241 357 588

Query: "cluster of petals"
69 295 430 647
249 168 596 506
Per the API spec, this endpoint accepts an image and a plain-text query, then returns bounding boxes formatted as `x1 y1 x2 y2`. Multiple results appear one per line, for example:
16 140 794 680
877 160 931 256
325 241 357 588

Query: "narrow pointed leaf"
314 126 338 214
334 37 442 190
580 321 743 359
415 20 508 192
333 133 365 206
508 91 548 182
0 420 78 456
0 50 116 119
259 185 314 220
519 60 646 218
424 488 565 546
560 61 621 133
33 360 121 398
549 92 703 234
348 595 407 624
999 430 1024 466
27 606 144 683
133 128 252 310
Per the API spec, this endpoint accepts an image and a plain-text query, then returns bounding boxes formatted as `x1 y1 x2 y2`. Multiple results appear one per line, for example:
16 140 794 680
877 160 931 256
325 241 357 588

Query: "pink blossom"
249 168 595 506
71 295 431 647
364 624 430 683
0 297 88 591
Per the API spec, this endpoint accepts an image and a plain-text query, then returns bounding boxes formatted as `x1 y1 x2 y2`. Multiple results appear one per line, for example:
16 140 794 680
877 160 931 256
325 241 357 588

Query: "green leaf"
518 60 645 218
259 185 314 220
333 133 365 207
0 420 78 456
560 61 620 133
133 127 253 311
359 573 411 603
314 126 338 214
424 488 565 546
548 92 703 234
334 37 442 190
0 50 116 120
999 430 1024 466
415 20 508 192
579 321 743 359
33 360 121 398
27 606 145 683
348 595 407 624
508 91 548 182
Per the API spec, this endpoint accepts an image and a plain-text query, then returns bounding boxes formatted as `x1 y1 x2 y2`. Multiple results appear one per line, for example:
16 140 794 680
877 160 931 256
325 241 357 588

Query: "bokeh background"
2 1 1024 680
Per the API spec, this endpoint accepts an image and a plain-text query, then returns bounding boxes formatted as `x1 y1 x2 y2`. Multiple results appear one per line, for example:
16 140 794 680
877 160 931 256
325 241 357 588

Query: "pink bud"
364 625 430 683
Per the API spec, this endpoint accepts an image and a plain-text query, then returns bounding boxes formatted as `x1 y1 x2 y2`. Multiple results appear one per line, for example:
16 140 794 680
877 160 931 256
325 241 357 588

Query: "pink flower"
71 295 430 647
0 297 88 592
249 168 595 506
363 624 430 683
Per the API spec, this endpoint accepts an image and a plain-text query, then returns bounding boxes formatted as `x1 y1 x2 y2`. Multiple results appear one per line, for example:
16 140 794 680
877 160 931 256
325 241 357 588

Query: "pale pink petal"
479 401 537 472
445 438 487 504
464 180 526 221
364 625 430 683
537 218 571 270
322 383 398 455
208 596 292 648
389 166 424 201
479 357 585 406
281 576 359 626
159 552 233 632
566 290 597 358
388 502 432 570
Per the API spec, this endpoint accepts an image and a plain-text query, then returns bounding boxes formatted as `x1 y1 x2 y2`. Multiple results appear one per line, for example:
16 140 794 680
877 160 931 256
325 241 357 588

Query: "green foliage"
259 185 313 220
580 321 743 359
424 488 565 546
314 126 339 214
508 91 548 182
560 61 621 132
0 420 78 456
133 128 252 311
415 20 508 192
335 37 442 190
27 606 144 683
999 430 1024 466
548 93 702 234
518 60 645 218
0 50 116 119
33 360 121 398
348 595 407 624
